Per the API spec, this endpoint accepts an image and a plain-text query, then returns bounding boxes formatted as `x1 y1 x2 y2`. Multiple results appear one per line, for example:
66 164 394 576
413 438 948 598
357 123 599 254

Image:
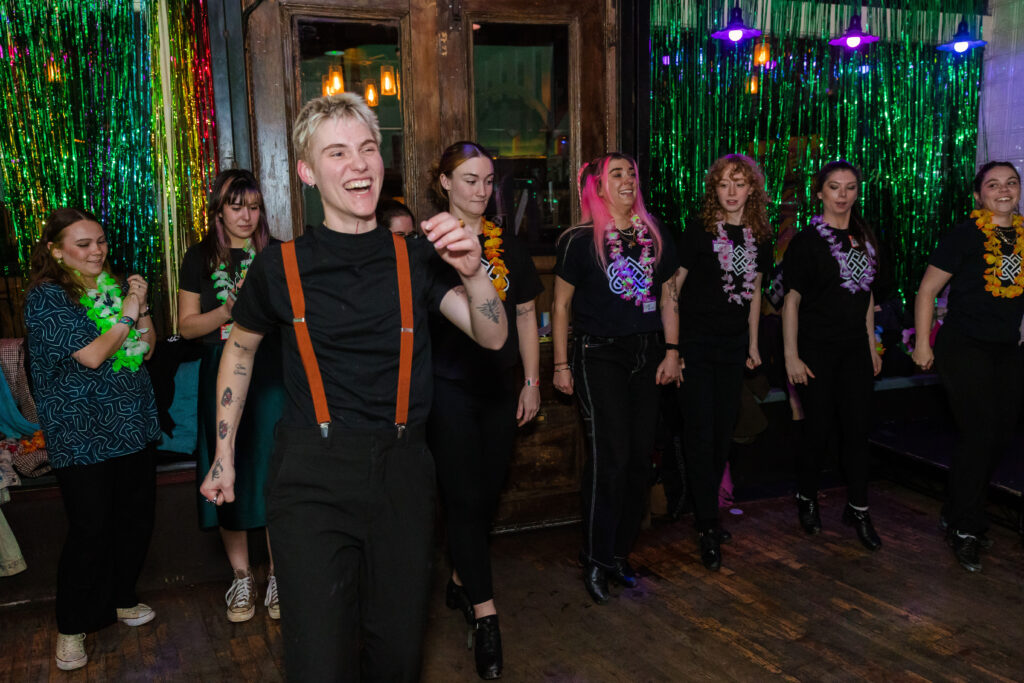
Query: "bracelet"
117 315 136 328
664 342 679 351
524 377 540 387
553 362 570 368
554 367 572 373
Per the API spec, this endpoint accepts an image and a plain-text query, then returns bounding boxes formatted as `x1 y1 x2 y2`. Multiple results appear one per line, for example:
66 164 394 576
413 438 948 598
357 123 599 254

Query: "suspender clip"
396 423 407 439
319 422 330 439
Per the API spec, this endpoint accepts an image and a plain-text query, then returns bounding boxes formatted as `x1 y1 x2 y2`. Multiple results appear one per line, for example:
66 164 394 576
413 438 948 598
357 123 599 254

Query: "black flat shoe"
699 529 722 571
842 504 882 551
473 615 502 680
608 558 639 588
446 578 475 625
940 516 994 550
948 532 982 573
797 496 822 535
582 563 610 604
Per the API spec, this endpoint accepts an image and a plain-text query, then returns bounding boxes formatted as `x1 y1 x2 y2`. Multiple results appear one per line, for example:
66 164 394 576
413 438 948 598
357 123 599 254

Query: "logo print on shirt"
1000 252 1022 284
481 256 509 297
843 248 873 284
730 244 755 277
606 256 647 297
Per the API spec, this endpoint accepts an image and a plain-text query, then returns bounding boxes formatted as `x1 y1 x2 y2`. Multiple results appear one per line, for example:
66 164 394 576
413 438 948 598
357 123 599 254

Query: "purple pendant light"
711 3 762 43
937 18 986 53
829 14 879 49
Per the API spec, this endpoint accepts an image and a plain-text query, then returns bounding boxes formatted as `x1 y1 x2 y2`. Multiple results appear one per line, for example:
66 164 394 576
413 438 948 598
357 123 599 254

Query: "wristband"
664 342 679 351
117 315 136 328
524 377 540 387
553 362 570 368
554 367 572 373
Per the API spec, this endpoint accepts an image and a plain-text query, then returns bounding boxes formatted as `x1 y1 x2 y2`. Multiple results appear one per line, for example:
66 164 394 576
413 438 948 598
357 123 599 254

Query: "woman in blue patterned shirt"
24 208 161 672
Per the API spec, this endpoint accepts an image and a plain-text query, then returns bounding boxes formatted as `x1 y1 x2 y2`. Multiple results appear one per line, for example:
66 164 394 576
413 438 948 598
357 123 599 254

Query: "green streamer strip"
649 0 983 302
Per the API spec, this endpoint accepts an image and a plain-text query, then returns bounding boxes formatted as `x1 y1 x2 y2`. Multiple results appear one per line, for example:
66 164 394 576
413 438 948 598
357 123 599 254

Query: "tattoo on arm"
232 340 251 351
211 459 223 479
220 387 232 407
233 363 248 376
218 420 229 440
476 298 502 324
516 302 535 317
450 285 467 300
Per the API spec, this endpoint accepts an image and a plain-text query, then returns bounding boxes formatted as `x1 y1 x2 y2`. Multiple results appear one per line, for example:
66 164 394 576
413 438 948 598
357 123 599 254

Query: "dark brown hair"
428 141 492 210
28 207 107 303
811 160 878 254
199 169 271 274
699 154 773 243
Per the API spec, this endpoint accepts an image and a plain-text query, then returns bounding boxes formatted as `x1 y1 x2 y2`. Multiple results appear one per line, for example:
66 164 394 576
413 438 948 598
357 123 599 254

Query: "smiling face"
441 155 494 225
296 115 384 232
219 191 261 247
715 164 753 224
817 169 859 220
600 157 638 219
49 219 108 284
975 166 1021 222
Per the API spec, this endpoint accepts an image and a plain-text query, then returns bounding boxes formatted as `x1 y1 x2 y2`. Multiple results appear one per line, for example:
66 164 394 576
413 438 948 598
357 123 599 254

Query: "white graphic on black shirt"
729 244 755 277
843 248 872 284
481 255 509 297
605 256 647 297
1000 252 1022 284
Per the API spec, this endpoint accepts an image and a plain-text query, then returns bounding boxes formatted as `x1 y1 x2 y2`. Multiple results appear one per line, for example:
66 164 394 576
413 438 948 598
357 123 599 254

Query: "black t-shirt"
783 224 873 344
556 223 679 337
431 231 544 380
929 218 1024 344
179 242 279 344
676 221 773 338
231 225 453 430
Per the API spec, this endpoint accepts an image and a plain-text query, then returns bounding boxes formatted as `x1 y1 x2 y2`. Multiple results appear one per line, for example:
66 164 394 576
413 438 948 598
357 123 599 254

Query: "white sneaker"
116 603 156 627
264 574 280 620
55 633 87 670
225 568 256 622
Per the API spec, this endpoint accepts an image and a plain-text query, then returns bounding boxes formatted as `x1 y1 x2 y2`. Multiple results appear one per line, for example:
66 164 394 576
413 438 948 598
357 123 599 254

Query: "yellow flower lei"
973 209 1024 298
481 219 508 300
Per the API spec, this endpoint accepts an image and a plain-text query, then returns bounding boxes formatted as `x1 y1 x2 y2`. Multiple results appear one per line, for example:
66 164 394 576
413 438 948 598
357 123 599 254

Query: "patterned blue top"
24 283 160 469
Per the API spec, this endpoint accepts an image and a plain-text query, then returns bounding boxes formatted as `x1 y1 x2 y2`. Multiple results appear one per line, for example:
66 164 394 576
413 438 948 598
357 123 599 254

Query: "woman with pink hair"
552 153 680 604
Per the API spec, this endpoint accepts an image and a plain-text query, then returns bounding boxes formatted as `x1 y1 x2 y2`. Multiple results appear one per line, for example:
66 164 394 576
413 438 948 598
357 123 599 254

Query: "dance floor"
2 481 1022 682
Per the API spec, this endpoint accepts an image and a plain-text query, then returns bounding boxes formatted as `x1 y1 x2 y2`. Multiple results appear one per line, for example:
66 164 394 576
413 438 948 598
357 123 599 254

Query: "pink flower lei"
811 215 876 293
713 222 758 305
605 214 655 307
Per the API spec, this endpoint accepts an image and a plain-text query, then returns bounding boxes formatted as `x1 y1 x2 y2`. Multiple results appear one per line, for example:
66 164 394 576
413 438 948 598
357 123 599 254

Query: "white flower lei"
79 272 149 372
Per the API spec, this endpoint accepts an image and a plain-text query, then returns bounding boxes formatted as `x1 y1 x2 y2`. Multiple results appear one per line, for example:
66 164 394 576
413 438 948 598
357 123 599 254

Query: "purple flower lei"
713 222 758 305
811 215 876 293
605 214 655 307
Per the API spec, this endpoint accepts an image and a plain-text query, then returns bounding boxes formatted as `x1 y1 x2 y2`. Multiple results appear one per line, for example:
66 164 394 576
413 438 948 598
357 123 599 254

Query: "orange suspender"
279 235 414 438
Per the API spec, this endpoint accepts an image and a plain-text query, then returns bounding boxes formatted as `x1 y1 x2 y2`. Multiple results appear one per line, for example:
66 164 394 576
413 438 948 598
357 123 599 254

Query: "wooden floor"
3 481 1023 682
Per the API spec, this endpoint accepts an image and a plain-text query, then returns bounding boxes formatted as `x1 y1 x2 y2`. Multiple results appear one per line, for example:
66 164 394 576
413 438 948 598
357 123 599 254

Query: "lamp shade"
711 4 761 43
829 15 879 49
937 19 986 53
380 65 397 96
365 80 379 107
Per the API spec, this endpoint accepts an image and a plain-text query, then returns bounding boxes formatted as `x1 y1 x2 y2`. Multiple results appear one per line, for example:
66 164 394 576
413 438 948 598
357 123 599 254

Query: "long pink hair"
579 153 663 269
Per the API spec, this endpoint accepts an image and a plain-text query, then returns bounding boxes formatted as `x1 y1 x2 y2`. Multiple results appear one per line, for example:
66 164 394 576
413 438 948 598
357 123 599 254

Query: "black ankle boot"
842 504 882 551
445 578 475 625
796 496 822 535
698 529 722 571
473 615 502 680
582 563 610 604
608 558 639 588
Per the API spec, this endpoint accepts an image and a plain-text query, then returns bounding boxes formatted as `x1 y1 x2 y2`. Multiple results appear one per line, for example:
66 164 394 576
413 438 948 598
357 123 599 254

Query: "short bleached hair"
291 93 382 163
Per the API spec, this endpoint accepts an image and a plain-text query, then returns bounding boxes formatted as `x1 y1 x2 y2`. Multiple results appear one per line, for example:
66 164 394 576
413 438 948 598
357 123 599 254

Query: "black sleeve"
556 229 590 285
677 224 698 271
928 224 968 275
509 239 544 305
756 239 774 275
231 249 279 334
178 245 206 294
782 230 813 295
655 224 680 285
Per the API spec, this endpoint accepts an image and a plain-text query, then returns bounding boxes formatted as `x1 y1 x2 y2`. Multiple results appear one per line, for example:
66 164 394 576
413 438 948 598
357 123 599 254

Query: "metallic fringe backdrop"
649 0 984 302
0 0 217 327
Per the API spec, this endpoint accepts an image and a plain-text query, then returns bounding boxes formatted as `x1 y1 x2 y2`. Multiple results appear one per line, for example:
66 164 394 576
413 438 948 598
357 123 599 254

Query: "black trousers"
428 372 517 606
573 332 661 568
934 326 1023 535
793 337 873 507
53 445 156 635
678 334 747 528
267 424 436 683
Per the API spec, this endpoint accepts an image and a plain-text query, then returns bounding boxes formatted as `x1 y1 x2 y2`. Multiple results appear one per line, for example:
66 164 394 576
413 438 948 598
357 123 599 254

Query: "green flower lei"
211 242 255 304
79 272 150 372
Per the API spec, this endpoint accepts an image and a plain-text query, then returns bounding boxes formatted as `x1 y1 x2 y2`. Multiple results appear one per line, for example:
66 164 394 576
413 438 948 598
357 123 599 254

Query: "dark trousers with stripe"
934 325 1023 535
267 424 436 682
54 445 156 634
572 332 661 568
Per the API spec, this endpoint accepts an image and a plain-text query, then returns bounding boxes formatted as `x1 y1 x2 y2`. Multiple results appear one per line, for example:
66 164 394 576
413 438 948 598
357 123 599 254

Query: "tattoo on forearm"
218 420 229 440
232 340 250 351
476 298 502 324
211 459 223 479
516 303 535 317
233 363 248 376
221 387 232 407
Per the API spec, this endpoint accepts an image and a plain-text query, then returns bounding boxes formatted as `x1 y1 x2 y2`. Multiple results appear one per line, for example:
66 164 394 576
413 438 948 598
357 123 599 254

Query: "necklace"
211 242 255 304
605 214 655 307
79 272 149 372
713 222 758 305
973 209 1024 298
811 216 876 293
481 220 508 301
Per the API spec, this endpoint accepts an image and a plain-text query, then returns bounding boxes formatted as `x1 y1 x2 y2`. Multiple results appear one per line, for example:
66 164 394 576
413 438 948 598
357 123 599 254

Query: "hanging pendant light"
364 80 379 107
937 18 986 53
380 65 397 96
829 14 879 49
711 3 761 43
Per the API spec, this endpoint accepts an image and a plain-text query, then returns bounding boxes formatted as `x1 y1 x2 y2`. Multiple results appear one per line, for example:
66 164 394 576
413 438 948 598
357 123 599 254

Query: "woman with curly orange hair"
664 154 773 570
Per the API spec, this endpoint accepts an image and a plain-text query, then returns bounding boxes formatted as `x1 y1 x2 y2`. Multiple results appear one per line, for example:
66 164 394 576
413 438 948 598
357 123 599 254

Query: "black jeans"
793 337 873 507
53 445 156 634
573 332 661 568
934 326 1023 535
428 371 517 606
267 424 436 682
678 334 747 528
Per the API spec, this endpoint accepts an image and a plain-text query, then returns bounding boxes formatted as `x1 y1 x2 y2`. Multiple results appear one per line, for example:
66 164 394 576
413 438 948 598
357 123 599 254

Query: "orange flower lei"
973 209 1024 298
481 219 508 300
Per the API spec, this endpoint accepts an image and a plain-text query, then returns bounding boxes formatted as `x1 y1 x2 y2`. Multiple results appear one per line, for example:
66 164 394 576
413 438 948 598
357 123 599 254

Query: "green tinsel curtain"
0 0 217 330
649 0 984 301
